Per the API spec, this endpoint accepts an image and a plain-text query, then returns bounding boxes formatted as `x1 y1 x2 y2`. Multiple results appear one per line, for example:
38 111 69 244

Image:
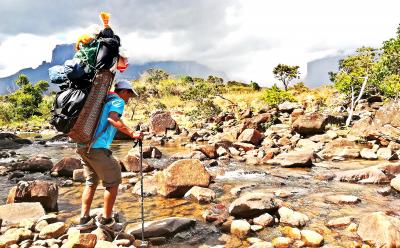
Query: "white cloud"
0 0 400 85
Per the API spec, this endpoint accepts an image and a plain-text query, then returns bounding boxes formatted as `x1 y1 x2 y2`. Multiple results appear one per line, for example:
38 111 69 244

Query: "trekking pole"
136 139 148 247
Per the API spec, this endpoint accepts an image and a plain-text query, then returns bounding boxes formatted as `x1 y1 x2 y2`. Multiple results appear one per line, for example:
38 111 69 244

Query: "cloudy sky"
0 0 399 85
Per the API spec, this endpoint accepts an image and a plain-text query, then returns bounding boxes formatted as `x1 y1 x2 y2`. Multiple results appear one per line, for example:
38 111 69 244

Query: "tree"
249 81 261 91
262 84 296 106
142 68 169 85
15 74 29 87
207 75 224 85
272 64 300 90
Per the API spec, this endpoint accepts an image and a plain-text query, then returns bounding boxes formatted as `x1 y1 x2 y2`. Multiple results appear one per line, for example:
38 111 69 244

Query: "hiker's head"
114 80 137 103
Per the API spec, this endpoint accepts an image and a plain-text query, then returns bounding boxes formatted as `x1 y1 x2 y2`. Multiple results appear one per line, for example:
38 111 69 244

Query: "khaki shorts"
76 148 121 187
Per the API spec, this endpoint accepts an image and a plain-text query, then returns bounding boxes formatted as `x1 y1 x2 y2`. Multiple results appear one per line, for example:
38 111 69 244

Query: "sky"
0 0 399 85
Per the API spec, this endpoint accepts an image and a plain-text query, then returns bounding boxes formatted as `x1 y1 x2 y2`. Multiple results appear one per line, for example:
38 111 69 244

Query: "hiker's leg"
81 183 98 217
103 184 119 219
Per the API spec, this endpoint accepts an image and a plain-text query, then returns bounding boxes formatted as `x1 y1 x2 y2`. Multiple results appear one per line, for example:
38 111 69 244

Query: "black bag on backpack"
50 88 89 133
95 28 120 70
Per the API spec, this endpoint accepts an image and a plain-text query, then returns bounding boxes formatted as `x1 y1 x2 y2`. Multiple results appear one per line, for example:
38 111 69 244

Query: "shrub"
249 81 261 91
262 84 296 106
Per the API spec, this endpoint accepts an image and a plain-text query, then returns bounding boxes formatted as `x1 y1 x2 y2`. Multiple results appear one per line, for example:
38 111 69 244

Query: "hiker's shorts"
76 148 121 187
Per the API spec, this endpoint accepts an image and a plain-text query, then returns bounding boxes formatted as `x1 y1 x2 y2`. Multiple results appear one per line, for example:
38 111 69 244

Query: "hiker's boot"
75 215 96 231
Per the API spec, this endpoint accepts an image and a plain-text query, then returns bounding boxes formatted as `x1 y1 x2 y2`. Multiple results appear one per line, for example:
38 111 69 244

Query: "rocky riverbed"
0 99 400 247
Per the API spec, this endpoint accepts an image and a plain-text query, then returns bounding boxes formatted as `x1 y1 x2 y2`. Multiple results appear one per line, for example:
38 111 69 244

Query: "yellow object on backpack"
100 12 110 28
75 34 94 51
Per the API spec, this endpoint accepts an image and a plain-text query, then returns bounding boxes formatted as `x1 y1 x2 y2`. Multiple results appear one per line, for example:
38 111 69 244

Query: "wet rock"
0 202 45 226
39 222 68 239
72 169 85 182
272 237 292 248
202 203 229 225
12 155 53 172
325 195 360 204
229 192 279 219
149 111 177 135
390 175 400 192
253 213 274 226
170 151 207 161
377 147 395 160
357 212 400 248
51 157 82 177
155 159 211 197
0 133 32 149
127 217 195 238
334 163 400 184
123 150 153 172
141 146 162 159
197 144 217 159
319 138 360 160
132 176 158 196
291 112 328 135
230 219 250 239
233 142 255 152
238 129 264 145
326 216 353 228
281 226 301 240
266 150 313 167
7 180 58 211
360 148 378 160
278 207 309 227
300 229 324 247
184 186 216 203
377 186 392 196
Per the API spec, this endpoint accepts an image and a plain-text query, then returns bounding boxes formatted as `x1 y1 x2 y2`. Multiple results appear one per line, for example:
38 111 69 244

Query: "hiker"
76 79 142 230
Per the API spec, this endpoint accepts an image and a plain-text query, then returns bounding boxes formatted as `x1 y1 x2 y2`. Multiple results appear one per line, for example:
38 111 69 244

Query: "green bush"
262 84 296 106
249 81 261 91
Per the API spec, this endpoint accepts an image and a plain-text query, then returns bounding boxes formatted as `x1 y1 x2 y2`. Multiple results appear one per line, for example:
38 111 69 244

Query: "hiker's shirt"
91 93 125 149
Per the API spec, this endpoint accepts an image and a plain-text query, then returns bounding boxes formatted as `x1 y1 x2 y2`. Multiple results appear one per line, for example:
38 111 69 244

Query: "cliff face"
0 44 225 95
304 54 347 88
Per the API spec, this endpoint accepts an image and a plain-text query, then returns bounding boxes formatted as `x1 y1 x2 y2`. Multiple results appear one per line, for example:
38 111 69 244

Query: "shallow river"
1 135 400 247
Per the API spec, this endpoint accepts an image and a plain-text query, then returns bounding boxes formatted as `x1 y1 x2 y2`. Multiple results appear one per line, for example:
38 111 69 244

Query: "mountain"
304 53 348 88
0 44 225 95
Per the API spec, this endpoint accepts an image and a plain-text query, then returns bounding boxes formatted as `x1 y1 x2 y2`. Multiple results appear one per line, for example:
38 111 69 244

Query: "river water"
1 135 400 247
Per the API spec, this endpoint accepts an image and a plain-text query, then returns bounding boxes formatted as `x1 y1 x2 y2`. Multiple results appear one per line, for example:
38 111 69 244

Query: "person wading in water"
76 79 143 230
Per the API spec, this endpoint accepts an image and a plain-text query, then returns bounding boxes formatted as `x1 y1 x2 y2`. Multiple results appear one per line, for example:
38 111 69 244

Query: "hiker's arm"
107 112 143 139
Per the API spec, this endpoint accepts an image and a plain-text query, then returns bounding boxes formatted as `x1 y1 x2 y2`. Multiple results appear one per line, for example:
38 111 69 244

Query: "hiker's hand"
131 131 144 140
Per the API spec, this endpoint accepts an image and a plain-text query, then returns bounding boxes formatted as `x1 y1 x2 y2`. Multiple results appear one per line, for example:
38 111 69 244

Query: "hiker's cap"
115 80 138 96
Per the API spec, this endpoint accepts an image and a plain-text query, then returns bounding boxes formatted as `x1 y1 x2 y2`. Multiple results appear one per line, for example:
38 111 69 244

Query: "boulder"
390 175 400 192
249 241 273 248
95 240 118 248
127 217 195 238
62 232 97 248
229 192 279 218
149 111 177 135
377 148 395 160
253 213 274 227
278 101 302 113
300 230 324 247
202 203 229 225
266 150 314 167
39 222 68 239
272 237 292 248
319 138 360 160
12 155 53 172
327 216 353 227
184 186 216 203
296 139 322 152
0 202 45 226
360 148 378 160
290 109 304 124
141 146 162 159
155 159 211 197
0 133 32 149
244 113 273 131
51 157 82 177
230 219 251 239
335 165 393 184
373 100 400 127
73 169 85 182
170 151 207 160
7 180 58 211
0 228 33 247
123 149 153 172
281 226 301 240
233 142 256 151
238 129 263 145
197 144 217 159
278 207 309 227
132 176 158 196
291 113 328 135
325 195 360 204
357 212 400 248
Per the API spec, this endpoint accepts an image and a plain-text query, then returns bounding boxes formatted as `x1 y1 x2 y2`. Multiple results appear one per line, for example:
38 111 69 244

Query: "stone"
377 148 395 160
253 213 274 226
197 144 217 159
281 226 301 240
290 109 304 124
0 228 33 247
94 240 118 248
233 142 256 151
300 230 324 247
229 192 278 218
170 151 207 160
377 186 392 196
149 111 177 134
250 225 263 232
155 159 211 197
127 217 195 238
62 232 97 248
391 175 400 192
238 129 264 145
266 150 313 167
51 157 82 177
230 219 251 239
244 113 273 131
357 212 400 248
202 203 229 225
141 146 162 159
123 149 153 172
360 148 378 160
34 220 49 232
13 155 53 172
325 195 360 204
0 133 32 149
7 180 58 211
291 112 328 135
347 222 358 232
216 146 228 156
249 242 273 248
327 216 353 227
39 222 68 239
272 237 292 248
319 138 360 160
132 176 158 196
184 186 216 203
334 164 400 184
0 202 45 226
278 101 302 113
296 139 322 152
278 207 309 227
72 169 85 182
